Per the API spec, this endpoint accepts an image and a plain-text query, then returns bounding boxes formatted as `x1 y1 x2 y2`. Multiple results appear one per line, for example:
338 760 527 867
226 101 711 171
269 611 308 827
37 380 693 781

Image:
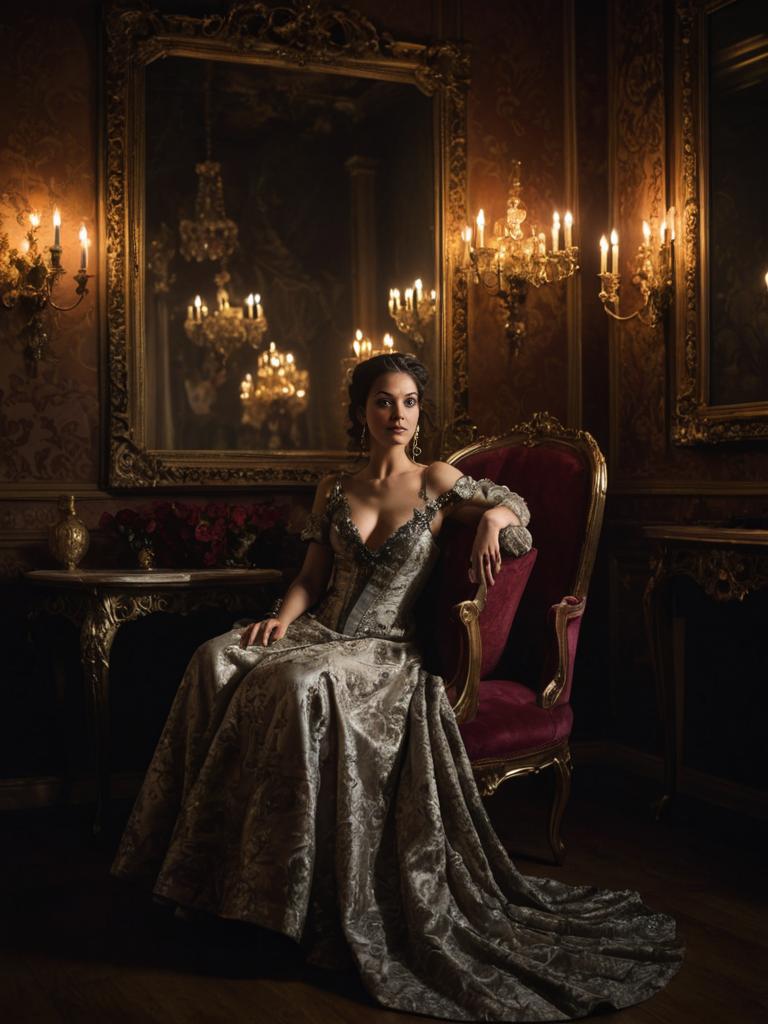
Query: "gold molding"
672 0 768 444
104 0 471 488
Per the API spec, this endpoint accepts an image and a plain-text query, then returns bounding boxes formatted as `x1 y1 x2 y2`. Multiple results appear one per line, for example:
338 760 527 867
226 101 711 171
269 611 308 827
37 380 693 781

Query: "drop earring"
360 422 367 453
411 423 422 459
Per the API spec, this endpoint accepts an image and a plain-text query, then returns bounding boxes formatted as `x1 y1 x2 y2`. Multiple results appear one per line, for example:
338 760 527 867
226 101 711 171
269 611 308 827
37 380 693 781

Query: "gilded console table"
26 568 282 832
642 526 768 815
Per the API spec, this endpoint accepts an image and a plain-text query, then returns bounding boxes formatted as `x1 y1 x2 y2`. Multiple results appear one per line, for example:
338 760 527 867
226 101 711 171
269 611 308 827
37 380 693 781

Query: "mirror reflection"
144 56 436 452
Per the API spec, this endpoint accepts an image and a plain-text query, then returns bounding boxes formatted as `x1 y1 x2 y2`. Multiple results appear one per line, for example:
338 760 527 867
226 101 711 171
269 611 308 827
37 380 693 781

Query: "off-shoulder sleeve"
300 509 330 545
438 474 533 557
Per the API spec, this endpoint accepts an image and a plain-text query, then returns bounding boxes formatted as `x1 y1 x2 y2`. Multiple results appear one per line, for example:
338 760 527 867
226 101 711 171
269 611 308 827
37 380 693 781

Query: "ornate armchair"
425 413 606 862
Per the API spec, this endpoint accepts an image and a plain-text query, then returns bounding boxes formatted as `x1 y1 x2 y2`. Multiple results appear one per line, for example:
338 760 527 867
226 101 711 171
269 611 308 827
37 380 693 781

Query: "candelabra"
388 279 436 346
339 330 396 402
463 162 578 353
184 268 267 363
597 215 674 327
0 210 92 371
240 342 309 432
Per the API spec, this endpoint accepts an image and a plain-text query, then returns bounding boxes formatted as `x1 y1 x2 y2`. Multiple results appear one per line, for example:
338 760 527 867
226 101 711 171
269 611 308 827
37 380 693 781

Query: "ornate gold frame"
672 0 768 444
104 0 471 488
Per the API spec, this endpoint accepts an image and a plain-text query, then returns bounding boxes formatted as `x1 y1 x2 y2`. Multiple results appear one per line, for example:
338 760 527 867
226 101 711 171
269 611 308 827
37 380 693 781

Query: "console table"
642 526 768 815
26 568 282 832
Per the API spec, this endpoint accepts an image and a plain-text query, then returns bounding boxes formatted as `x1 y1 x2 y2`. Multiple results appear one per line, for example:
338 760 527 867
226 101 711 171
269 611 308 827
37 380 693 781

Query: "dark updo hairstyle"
346 352 429 450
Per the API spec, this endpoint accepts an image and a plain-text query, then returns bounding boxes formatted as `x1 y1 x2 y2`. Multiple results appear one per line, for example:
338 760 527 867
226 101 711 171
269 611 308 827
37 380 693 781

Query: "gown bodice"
301 473 532 641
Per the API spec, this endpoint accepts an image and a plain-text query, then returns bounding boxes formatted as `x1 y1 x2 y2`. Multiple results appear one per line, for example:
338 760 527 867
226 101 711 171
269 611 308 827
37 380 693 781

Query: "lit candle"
414 278 423 304
245 293 254 318
405 287 413 311
462 225 472 263
476 209 485 248
187 303 194 321
393 288 401 312
599 235 608 275
194 294 202 321
286 352 294 364
551 211 561 253
255 293 262 319
538 232 547 257
610 229 619 275
642 220 651 247
660 220 667 246
564 211 573 249
388 289 395 315
20 239 30 254
354 329 363 360
430 289 436 301
29 212 40 229
78 225 89 270
53 208 61 248
383 333 394 351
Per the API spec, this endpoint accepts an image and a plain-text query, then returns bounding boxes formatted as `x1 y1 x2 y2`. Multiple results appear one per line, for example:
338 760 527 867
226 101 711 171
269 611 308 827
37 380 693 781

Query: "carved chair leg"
549 750 572 865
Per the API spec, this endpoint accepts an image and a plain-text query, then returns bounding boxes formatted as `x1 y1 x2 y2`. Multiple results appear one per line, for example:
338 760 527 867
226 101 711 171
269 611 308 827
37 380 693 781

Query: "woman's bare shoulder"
425 460 465 495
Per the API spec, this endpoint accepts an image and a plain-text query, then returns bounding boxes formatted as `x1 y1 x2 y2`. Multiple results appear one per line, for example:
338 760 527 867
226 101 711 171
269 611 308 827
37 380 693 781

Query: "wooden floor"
1 765 766 1024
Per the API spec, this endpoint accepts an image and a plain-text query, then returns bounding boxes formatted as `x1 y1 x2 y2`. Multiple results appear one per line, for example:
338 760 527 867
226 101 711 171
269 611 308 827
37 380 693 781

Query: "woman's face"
362 371 420 452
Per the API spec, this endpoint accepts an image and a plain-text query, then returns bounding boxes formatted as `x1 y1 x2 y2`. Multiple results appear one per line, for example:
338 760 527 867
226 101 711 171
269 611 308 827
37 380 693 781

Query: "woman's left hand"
469 511 503 585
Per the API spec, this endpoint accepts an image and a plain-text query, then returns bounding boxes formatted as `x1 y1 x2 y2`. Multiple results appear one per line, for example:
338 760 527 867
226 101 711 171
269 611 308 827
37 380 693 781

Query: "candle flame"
564 211 573 228
79 225 88 245
29 212 40 228
600 235 609 253
642 220 651 242
194 294 202 308
383 333 394 349
610 229 619 245
553 211 560 225
414 278 422 290
477 209 485 228
355 329 363 341
53 208 61 227
462 225 472 242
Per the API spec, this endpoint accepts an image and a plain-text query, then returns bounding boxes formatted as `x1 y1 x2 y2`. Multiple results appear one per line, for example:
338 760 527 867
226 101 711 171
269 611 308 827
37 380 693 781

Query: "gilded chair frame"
446 412 607 862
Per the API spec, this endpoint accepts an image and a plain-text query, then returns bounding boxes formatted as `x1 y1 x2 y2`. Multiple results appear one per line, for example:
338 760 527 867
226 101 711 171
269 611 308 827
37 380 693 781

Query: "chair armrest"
538 595 586 709
448 580 487 725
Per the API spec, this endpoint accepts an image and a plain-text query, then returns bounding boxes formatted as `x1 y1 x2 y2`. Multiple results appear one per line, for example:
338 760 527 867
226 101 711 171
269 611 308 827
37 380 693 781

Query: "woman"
113 353 682 1021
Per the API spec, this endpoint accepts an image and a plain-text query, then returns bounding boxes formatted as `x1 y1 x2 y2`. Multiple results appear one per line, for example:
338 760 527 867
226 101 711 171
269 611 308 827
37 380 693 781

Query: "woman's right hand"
240 618 287 648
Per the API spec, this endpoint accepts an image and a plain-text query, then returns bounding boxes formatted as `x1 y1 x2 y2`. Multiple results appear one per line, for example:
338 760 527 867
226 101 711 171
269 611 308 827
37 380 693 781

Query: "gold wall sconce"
597 211 675 326
0 209 92 371
462 161 579 353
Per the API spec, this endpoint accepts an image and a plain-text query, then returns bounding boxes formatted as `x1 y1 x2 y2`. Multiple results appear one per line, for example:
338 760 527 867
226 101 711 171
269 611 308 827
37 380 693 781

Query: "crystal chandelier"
184 266 268 362
463 161 579 353
388 278 436 346
179 64 238 264
240 342 309 429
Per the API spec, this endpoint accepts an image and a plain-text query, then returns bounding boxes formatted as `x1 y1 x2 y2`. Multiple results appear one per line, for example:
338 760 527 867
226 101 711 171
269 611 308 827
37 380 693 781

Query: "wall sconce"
388 278 436 347
0 209 92 371
598 211 675 326
462 161 579 353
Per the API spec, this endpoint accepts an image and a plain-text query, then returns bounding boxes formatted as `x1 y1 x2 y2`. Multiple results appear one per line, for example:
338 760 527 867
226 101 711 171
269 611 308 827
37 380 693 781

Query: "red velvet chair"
434 412 606 863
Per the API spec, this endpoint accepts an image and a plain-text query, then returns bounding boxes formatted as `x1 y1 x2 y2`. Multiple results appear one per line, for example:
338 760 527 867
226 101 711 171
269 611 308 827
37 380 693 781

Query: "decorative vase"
49 494 90 571
137 545 155 570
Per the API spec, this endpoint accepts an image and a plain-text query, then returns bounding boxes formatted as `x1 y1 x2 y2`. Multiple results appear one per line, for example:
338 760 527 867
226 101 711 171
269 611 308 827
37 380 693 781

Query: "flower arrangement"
99 500 287 569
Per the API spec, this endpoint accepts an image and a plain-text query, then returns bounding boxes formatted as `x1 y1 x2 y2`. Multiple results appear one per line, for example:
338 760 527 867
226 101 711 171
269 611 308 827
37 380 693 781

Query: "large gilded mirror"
673 0 768 443
105 1 470 486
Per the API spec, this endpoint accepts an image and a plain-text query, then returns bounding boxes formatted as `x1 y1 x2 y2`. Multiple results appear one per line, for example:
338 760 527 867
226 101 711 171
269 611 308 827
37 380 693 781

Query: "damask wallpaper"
2 0 767 797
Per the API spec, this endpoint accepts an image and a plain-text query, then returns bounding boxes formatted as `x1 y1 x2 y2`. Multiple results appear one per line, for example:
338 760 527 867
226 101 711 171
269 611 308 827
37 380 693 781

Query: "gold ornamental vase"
49 494 90 570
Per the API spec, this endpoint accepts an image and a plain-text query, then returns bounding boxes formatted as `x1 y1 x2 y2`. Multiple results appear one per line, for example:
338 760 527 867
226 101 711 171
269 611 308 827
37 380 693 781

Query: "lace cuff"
300 510 330 545
454 476 533 557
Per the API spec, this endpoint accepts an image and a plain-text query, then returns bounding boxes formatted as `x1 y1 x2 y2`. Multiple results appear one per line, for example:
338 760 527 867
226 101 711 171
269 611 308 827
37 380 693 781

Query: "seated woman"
113 352 682 1022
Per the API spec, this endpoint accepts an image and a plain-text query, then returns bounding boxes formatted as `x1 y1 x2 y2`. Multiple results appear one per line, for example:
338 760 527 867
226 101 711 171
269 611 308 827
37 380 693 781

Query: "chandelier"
240 342 309 429
184 266 267 362
597 212 675 327
179 64 238 264
339 330 395 404
464 161 578 353
388 278 436 346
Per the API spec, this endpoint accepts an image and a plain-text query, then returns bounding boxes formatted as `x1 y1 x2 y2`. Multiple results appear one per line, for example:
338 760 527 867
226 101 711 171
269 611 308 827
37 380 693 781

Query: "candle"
187 304 194 321
476 209 485 248
245 294 254 318
286 352 294 364
564 211 573 249
53 208 61 248
414 278 423 305
78 225 89 270
255 292 262 319
194 294 202 321
393 288 401 312
538 232 547 257
599 235 608 275
354 329 363 360
430 289 436 301
551 212 561 253
642 220 651 247
383 333 394 351
388 289 395 315
462 225 472 264
660 220 667 246
29 212 40 229
610 229 619 275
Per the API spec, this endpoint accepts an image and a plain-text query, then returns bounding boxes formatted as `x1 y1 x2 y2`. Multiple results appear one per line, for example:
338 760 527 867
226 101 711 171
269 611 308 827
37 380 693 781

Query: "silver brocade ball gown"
112 475 682 1022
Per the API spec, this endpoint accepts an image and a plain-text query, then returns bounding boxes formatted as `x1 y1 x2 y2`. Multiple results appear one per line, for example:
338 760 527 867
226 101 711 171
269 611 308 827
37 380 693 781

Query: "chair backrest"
447 412 606 690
